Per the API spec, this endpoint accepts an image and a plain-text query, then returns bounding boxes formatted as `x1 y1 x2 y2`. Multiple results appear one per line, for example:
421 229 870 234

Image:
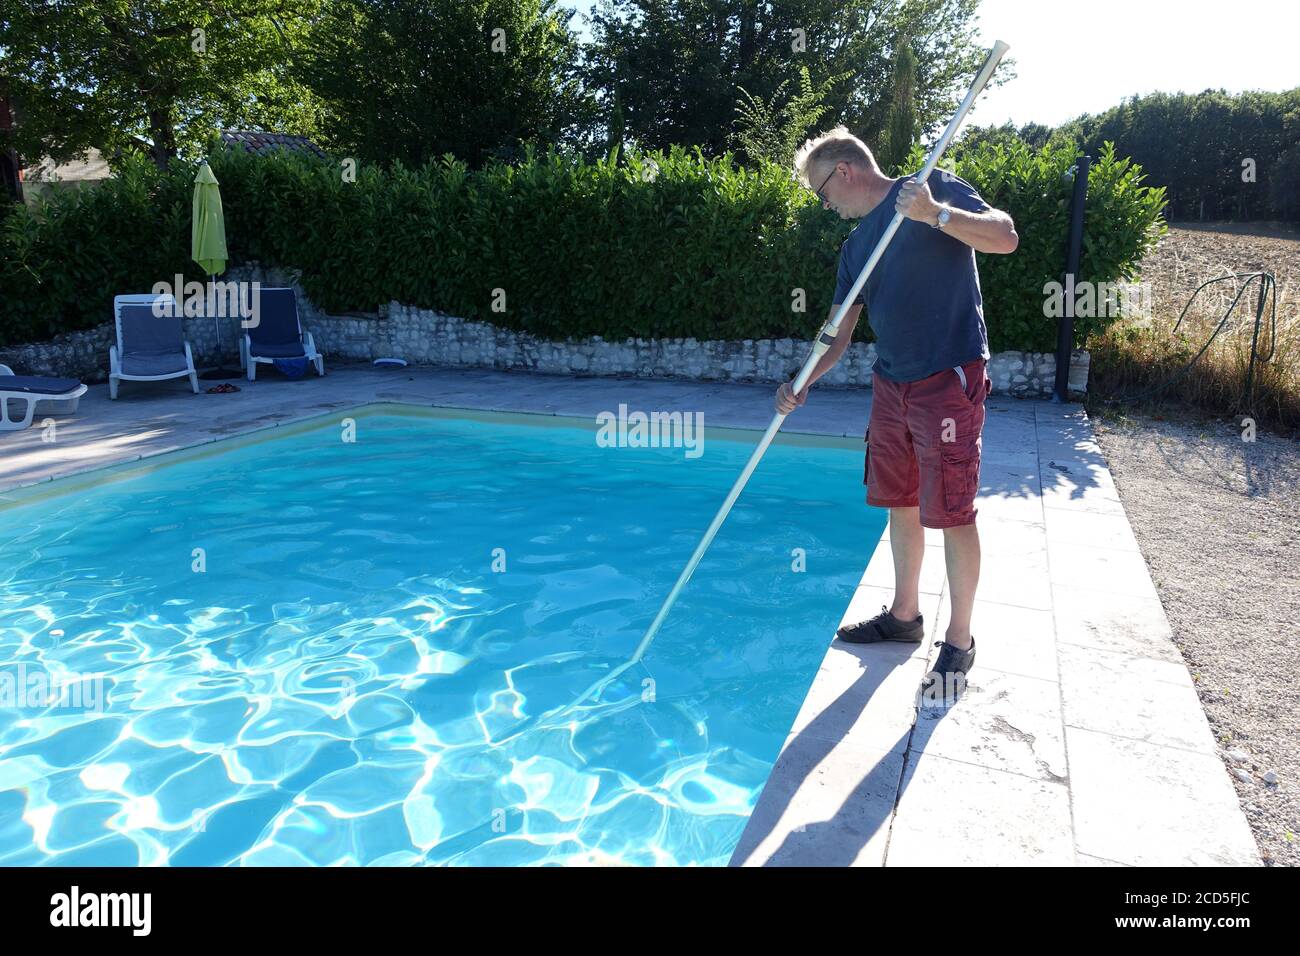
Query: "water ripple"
0 412 882 865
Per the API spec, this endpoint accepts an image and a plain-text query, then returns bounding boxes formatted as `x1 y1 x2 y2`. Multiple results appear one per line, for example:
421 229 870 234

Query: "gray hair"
793 126 878 188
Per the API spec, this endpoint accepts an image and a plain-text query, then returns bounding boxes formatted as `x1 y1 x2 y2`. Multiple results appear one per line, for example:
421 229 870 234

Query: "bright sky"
972 0 1299 126
557 0 1299 127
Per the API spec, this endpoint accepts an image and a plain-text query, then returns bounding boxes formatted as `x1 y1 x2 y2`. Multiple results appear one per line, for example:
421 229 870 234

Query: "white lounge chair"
239 288 325 381
0 363 88 431
110 293 200 400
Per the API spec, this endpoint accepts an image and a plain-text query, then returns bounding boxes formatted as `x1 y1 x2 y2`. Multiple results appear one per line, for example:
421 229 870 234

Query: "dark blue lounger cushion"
248 289 305 358
1 376 83 395
117 305 191 376
251 340 307 359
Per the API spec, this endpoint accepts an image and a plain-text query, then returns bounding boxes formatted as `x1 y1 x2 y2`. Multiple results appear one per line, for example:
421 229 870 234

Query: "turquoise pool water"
0 408 883 866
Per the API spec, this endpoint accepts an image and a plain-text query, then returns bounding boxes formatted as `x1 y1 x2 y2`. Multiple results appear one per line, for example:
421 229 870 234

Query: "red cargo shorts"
864 357 990 528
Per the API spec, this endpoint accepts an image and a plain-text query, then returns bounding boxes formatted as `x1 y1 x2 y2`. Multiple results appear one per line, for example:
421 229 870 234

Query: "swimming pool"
0 405 883 866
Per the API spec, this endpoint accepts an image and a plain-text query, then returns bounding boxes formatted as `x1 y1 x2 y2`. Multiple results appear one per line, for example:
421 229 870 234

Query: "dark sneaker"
923 637 976 688
836 605 924 644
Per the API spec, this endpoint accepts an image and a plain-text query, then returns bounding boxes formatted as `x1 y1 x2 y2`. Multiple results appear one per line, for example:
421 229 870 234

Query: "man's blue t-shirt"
834 172 991 383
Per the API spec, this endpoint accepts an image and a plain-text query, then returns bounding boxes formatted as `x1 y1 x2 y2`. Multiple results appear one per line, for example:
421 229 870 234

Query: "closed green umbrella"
192 161 227 274
191 161 237 379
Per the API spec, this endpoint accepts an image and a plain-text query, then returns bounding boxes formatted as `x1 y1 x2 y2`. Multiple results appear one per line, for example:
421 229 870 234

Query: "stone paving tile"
1037 439 1109 473
1051 583 1182 663
978 456 1041 492
1059 643 1217 755
1047 540 1161 600
980 428 1041 462
1067 726 1261 866
972 489 1046 526
0 451 94 490
975 516 1049 556
728 733 904 867
786 643 933 755
1034 408 1099 441
935 591 1059 682
985 400 1039 418
972 540 1053 612
886 751 1075 866
982 407 1042 432
1039 474 1128 515
872 513 1052 614
910 665 1067 782
1043 506 1142 551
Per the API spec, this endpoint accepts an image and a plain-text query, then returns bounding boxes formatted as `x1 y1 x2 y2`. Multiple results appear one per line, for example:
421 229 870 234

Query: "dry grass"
1088 223 1300 436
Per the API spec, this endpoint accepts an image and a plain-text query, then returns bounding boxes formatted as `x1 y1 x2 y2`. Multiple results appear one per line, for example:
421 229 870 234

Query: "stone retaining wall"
0 264 1089 397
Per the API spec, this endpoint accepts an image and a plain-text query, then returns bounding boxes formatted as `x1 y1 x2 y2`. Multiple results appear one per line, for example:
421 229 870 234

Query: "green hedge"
941 139 1168 350
1 140 1165 353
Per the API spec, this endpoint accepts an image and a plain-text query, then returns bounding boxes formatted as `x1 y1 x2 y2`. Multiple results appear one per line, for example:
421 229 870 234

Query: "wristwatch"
933 206 951 230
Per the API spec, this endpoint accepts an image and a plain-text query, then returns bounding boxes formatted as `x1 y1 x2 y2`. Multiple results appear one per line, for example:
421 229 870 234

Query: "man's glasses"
814 165 837 204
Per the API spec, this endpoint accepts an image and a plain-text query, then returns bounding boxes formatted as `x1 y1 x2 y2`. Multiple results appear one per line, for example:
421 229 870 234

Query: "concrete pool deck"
0 365 1260 866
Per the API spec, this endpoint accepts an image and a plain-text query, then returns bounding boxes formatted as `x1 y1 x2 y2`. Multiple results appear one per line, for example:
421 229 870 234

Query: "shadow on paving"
728 644 969 867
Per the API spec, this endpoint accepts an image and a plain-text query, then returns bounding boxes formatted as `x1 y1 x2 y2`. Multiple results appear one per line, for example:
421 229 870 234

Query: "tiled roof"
219 130 327 159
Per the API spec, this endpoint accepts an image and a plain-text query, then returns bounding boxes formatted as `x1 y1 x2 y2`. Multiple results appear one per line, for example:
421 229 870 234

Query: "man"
775 125 1018 690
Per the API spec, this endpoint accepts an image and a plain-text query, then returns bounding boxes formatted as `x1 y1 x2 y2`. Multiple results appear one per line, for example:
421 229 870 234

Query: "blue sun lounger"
0 363 88 431
109 293 200 400
239 288 325 381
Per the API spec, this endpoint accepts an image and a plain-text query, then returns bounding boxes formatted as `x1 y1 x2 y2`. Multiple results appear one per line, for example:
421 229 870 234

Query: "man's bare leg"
888 506 925 622
942 523 980 650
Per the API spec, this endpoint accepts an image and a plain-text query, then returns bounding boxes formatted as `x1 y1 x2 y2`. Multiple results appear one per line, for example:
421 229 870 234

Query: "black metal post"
1053 154 1091 403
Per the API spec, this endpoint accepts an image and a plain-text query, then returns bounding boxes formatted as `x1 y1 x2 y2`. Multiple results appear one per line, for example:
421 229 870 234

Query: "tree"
606 83 627 154
0 0 323 170
958 120 1059 152
1270 137 1300 222
583 0 996 158
1056 88 1300 221
731 66 845 166
298 0 595 168
877 37 916 172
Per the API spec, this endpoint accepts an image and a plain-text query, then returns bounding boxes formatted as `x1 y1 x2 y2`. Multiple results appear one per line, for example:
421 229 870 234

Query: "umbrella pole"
199 276 243 380
212 277 222 357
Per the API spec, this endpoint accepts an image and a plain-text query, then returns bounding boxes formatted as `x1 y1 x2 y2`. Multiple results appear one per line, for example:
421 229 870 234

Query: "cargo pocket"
940 446 979 513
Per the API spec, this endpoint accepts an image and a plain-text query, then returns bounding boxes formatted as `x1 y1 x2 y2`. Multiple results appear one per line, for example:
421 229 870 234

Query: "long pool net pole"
559 40 1012 712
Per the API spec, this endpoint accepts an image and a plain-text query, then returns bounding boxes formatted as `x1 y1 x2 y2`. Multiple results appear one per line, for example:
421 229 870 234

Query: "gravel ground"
1091 408 1300 866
